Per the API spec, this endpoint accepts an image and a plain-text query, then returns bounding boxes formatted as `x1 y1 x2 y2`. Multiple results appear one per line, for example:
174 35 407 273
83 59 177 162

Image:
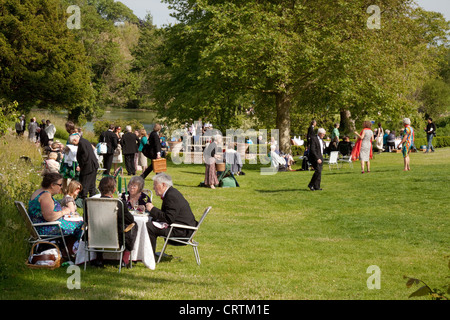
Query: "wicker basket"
26 241 62 270
153 158 167 173
215 163 226 172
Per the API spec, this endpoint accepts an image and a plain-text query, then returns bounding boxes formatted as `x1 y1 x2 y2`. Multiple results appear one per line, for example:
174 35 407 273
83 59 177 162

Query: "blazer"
307 125 315 147
76 136 99 175
309 134 325 164
120 132 139 154
100 130 118 154
148 130 162 160
149 186 197 227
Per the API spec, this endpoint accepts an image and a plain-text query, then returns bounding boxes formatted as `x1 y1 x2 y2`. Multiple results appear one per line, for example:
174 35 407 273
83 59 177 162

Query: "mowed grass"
1 149 449 300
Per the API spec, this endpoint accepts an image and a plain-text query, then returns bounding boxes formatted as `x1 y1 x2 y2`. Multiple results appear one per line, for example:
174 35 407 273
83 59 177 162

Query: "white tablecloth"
75 214 155 270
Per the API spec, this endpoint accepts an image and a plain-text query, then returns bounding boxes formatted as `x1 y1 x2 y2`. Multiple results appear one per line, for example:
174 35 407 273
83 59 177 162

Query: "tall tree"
0 0 94 113
151 0 447 151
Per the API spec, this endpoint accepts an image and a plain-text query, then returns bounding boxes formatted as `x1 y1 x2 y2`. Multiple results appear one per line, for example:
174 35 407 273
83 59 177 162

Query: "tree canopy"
146 0 449 151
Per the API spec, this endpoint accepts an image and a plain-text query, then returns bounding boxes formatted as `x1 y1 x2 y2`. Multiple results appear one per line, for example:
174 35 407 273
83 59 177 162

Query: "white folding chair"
15 201 71 261
157 206 212 266
338 155 353 169
323 151 339 170
83 198 126 273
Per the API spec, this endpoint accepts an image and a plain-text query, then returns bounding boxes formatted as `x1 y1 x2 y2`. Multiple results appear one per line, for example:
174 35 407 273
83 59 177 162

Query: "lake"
84 109 158 133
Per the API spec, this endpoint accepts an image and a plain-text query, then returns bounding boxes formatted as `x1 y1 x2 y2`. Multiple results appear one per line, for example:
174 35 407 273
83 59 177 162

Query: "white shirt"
318 135 324 155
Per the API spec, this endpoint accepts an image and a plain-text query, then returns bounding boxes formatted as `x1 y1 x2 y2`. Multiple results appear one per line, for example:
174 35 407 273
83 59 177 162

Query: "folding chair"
83 198 126 273
15 201 71 261
323 151 339 170
157 206 212 266
142 189 153 202
338 155 353 169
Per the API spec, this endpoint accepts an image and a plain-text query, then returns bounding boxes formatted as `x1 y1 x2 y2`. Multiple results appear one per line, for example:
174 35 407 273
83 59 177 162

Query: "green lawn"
1 149 449 300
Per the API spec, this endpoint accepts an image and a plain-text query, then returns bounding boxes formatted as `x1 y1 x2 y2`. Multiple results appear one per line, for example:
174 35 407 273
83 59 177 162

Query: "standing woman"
352 121 374 174
112 126 123 172
204 135 220 189
141 124 162 179
399 118 414 171
138 129 148 174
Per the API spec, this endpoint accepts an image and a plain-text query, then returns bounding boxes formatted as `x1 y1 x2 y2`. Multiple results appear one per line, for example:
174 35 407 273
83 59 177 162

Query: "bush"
0 133 43 279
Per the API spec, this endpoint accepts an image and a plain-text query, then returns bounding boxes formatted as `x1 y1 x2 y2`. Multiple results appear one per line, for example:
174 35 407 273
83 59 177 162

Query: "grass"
0 141 449 300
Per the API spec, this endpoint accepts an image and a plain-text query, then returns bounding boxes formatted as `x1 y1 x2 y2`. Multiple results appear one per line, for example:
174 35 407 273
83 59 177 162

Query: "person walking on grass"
399 118 414 171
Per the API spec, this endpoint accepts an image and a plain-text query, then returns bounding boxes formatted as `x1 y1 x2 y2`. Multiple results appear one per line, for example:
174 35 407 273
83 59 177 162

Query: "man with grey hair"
145 173 197 257
120 125 139 175
69 133 99 199
308 128 326 191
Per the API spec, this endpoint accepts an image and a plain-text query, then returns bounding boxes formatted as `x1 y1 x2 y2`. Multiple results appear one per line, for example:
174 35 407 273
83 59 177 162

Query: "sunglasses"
54 183 63 187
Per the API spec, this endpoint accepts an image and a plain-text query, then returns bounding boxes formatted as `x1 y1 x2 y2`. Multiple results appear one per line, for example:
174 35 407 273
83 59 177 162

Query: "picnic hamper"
26 241 62 270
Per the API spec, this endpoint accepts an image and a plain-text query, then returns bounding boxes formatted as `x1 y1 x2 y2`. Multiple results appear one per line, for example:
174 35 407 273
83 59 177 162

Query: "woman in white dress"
354 121 373 173
112 126 123 172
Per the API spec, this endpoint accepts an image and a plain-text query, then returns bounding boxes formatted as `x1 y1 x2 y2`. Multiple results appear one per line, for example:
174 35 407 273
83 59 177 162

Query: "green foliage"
151 0 449 154
0 100 18 137
0 134 43 279
92 119 144 138
404 258 449 300
0 0 94 112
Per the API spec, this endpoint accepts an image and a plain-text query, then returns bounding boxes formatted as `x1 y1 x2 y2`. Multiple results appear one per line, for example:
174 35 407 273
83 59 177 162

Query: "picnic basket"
26 241 62 270
153 158 167 173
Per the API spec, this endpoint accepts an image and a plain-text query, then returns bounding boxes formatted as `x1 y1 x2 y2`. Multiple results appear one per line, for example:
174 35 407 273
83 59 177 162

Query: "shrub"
0 133 43 278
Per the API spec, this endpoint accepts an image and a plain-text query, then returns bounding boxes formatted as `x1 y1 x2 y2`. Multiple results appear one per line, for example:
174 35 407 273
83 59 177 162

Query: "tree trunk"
276 91 292 154
340 109 355 135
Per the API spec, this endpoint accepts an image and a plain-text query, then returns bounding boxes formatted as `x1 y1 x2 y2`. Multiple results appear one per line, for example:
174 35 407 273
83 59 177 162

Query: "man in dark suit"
120 125 139 175
145 173 198 256
69 133 99 199
306 119 317 148
308 128 326 191
99 124 118 176
141 123 162 179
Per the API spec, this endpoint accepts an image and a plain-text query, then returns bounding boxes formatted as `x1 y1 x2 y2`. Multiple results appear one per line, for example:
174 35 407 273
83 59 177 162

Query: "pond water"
84 109 158 133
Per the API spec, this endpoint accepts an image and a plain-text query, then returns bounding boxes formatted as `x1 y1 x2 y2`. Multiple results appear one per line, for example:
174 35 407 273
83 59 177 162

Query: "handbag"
96 142 107 155
142 143 152 158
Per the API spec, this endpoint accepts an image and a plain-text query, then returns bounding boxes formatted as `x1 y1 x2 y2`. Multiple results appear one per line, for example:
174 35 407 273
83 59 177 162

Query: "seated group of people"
28 172 198 268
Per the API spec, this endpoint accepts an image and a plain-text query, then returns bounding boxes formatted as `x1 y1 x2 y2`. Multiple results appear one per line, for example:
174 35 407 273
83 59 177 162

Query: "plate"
64 215 83 222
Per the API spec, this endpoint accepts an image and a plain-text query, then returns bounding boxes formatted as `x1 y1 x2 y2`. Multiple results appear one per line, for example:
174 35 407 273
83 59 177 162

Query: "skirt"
204 163 218 186
138 151 147 167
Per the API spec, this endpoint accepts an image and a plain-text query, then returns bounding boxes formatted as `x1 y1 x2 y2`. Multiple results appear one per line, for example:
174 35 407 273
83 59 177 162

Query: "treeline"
0 0 160 124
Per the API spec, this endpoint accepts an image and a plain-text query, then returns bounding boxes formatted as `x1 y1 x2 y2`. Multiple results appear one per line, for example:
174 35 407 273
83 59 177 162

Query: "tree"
150 0 448 151
0 0 94 114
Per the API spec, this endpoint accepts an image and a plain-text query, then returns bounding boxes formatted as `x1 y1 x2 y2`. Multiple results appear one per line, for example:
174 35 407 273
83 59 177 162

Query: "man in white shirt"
45 120 56 143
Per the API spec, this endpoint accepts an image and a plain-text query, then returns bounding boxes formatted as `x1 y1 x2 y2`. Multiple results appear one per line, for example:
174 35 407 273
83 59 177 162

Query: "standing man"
121 125 139 175
141 123 162 179
99 124 118 176
308 128 326 191
424 118 436 153
307 119 317 148
145 173 198 257
70 133 99 200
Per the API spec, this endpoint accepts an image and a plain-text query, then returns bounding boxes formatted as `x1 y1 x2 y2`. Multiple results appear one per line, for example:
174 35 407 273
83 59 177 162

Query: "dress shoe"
308 185 315 191
315 188 323 191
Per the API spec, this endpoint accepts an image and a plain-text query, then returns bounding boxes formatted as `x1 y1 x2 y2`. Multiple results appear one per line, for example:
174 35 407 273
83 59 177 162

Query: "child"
61 180 82 214
43 152 60 174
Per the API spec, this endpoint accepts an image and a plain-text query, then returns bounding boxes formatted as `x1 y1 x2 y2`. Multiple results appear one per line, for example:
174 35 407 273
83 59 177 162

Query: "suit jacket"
149 186 197 227
307 125 315 147
148 130 162 160
76 136 99 175
100 130 118 155
309 134 325 164
120 132 139 154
